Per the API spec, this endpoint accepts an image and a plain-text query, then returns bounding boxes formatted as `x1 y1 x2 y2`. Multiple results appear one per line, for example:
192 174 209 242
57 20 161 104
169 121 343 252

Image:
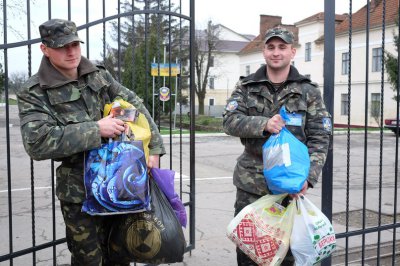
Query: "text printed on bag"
315 234 336 253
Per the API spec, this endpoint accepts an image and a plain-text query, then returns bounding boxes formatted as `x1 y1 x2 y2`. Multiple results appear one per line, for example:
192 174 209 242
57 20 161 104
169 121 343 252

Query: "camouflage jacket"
223 65 331 196
16 56 165 203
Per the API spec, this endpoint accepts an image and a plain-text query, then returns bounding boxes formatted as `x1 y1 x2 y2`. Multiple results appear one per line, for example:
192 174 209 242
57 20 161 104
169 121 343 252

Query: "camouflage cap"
264 27 294 44
39 19 83 48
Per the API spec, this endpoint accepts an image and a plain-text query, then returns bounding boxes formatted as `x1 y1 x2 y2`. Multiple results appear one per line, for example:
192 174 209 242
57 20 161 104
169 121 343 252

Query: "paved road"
1 105 399 265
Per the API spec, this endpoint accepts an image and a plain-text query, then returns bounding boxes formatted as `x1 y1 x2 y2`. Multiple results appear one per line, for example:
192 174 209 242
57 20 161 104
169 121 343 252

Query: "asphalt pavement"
1 104 400 265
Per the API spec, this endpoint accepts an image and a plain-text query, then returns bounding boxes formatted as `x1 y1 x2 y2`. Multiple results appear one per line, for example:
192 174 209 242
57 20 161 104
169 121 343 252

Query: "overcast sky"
2 0 368 74
196 0 366 35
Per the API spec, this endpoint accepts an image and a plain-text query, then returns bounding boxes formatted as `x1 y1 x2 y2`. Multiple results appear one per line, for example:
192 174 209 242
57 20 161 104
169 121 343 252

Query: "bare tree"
0 0 37 40
8 71 28 94
194 21 220 115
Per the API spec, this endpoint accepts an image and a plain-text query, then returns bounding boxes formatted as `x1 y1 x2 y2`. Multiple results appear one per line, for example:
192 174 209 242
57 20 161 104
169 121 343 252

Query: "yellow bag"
226 194 296 266
104 99 151 162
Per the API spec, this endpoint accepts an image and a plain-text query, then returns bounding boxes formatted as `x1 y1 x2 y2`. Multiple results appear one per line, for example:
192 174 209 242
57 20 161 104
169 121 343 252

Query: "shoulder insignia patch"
322 117 332 133
225 100 238 112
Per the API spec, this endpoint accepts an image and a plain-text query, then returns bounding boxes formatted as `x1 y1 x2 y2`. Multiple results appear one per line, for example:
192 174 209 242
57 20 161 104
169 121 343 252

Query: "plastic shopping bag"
290 196 336 265
150 168 187 227
227 193 296 266
104 98 152 161
82 140 150 215
263 106 310 194
108 177 186 264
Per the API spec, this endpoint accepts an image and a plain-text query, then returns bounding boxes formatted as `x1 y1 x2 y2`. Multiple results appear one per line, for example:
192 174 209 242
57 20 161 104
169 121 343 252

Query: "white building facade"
197 1 398 127
236 0 398 127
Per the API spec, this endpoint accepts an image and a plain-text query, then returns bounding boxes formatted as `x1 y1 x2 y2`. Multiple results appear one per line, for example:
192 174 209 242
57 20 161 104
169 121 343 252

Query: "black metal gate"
2 0 400 265
322 0 400 265
0 0 195 265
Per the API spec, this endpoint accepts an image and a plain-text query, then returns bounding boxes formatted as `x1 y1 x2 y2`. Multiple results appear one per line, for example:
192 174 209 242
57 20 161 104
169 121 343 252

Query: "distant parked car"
384 118 400 135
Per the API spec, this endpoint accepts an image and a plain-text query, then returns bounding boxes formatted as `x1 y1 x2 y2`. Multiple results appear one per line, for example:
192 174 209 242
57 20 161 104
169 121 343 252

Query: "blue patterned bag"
82 140 150 215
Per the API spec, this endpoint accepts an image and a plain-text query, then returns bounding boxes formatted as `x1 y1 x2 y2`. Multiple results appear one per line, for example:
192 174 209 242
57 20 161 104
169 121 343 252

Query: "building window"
209 98 215 106
246 65 250 76
372 47 382 72
209 77 215 89
370 93 381 117
209 56 214 67
341 93 349 115
342 52 349 75
305 42 311 62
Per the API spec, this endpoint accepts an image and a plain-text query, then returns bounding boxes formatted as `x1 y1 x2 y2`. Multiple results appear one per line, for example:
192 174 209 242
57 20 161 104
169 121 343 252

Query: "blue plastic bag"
82 140 150 215
262 106 310 194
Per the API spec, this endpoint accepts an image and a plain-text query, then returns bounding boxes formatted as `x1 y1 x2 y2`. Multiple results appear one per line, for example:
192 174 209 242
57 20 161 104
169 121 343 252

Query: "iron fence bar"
154 2 162 133
0 10 191 50
102 0 106 62
144 0 149 107
47 0 50 19
393 1 400 264
0 238 67 262
377 1 387 264
361 1 371 264
131 1 136 94
178 0 183 202
51 160 57 265
189 0 195 250
3 0 14 265
117 1 121 82
68 0 71 20
345 1 353 265
30 159 36 266
168 0 173 170
322 0 335 265
336 222 400 238
178 73 183 199
86 0 90 59
26 1 36 265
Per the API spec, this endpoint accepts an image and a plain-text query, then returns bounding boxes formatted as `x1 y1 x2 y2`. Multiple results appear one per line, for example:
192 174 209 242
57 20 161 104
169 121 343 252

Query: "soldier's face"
263 38 295 71
41 41 82 74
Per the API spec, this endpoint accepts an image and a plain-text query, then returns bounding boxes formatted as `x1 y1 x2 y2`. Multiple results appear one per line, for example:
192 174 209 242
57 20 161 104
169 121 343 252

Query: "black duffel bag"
107 177 186 264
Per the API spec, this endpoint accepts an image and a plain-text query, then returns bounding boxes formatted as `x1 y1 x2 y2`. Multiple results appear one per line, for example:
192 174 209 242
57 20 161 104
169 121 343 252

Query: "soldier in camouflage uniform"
223 27 332 266
15 19 165 266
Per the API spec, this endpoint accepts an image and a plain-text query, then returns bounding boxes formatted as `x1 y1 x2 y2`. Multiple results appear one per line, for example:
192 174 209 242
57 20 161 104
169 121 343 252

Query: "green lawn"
160 127 190 135
0 98 17 104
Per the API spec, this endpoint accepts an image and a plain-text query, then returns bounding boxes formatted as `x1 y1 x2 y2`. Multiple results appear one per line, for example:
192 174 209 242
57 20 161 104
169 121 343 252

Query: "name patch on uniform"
286 113 302 126
322 117 332 133
225 100 238 112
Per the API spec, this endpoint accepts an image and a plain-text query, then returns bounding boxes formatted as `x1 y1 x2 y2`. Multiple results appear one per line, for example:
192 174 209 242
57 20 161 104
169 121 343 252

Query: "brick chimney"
259 15 283 37
370 0 382 11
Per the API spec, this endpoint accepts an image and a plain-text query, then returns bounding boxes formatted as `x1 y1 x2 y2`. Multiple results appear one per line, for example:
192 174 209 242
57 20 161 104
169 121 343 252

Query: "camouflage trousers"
60 201 130 266
234 188 295 266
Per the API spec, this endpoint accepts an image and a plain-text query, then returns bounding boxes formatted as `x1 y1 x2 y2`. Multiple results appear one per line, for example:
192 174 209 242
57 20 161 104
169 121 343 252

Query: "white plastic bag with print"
226 193 296 266
290 196 336 266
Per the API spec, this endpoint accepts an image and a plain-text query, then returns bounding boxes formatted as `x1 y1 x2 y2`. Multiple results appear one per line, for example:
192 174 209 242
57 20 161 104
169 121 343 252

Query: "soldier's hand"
265 114 285 134
289 181 308 199
97 114 125 138
147 154 160 169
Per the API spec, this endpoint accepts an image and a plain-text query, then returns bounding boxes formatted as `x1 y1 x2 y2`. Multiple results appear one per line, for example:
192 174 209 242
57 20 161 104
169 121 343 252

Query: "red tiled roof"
296 12 347 25
335 0 398 35
239 12 347 55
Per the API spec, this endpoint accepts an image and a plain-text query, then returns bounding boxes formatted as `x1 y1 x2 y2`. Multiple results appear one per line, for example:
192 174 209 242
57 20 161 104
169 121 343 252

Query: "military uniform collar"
286 65 310 83
242 65 310 85
38 56 98 89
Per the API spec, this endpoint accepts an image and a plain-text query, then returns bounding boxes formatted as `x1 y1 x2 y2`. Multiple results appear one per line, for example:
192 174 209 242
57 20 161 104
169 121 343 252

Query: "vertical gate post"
322 0 335 265
189 0 196 250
